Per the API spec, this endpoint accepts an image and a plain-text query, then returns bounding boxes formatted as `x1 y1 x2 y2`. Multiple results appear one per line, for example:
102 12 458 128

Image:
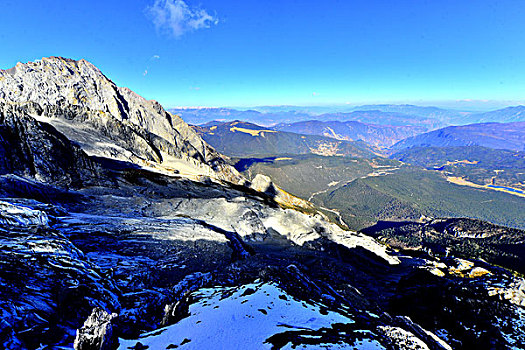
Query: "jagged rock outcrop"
0 202 121 349
249 173 315 210
161 273 213 326
164 195 400 265
0 57 243 184
488 278 525 307
362 218 525 274
0 200 49 226
0 102 99 187
74 308 117 350
392 316 453 350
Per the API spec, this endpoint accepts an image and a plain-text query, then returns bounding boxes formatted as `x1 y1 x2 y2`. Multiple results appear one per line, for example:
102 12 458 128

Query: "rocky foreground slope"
0 58 524 349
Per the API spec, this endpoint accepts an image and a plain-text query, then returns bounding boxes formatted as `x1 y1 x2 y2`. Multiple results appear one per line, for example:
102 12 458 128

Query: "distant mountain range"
171 104 525 131
315 110 445 129
465 105 525 124
351 104 466 123
169 107 312 126
183 109 525 153
350 104 525 125
249 104 466 122
192 120 376 158
274 120 427 147
171 107 447 128
391 122 525 152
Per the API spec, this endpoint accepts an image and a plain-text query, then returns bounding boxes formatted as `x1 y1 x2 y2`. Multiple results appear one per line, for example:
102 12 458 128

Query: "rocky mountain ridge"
0 101 99 188
0 57 242 184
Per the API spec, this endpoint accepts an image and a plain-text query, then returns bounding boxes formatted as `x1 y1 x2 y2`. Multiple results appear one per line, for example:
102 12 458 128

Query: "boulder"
74 308 118 350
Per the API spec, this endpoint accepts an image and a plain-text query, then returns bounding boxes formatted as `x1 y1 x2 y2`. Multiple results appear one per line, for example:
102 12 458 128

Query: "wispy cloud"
143 55 161 77
146 0 219 38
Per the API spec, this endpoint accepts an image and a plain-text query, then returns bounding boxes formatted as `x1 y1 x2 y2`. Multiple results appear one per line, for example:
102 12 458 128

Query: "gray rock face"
249 173 314 210
74 308 117 350
392 316 453 350
0 57 243 184
0 203 121 349
0 200 49 226
0 102 99 187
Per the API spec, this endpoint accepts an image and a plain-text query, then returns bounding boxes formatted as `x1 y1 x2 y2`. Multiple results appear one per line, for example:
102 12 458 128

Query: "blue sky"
1 0 524 109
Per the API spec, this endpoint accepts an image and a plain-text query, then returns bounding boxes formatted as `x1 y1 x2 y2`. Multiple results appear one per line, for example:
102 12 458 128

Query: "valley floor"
446 176 525 198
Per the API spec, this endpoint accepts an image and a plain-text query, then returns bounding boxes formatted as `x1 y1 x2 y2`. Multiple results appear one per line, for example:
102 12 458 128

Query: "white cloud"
146 0 219 38
143 55 160 76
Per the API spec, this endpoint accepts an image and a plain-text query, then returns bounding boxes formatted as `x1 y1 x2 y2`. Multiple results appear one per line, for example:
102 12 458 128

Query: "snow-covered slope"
118 282 364 350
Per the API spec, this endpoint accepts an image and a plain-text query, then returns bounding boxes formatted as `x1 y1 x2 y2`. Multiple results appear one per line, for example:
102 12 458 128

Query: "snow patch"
118 282 354 349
